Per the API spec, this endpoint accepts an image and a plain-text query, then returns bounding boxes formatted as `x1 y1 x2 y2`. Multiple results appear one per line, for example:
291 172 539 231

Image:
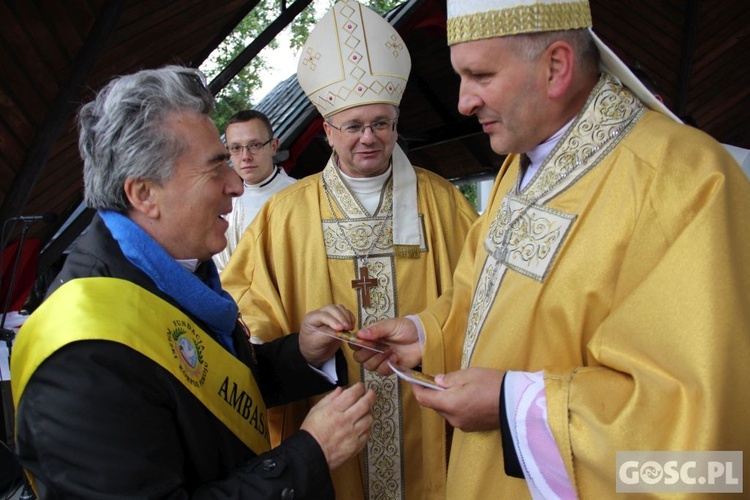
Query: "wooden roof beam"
208 0 314 96
675 0 701 118
0 0 125 247
191 0 262 68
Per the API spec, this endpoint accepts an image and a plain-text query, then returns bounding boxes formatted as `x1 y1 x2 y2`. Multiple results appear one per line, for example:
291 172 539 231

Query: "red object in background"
1 238 41 313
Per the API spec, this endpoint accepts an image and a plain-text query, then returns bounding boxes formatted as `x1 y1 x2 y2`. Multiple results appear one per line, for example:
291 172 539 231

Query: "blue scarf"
99 210 238 356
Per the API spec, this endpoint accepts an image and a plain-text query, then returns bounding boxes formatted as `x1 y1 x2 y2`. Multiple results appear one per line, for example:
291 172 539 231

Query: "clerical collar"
324 144 419 249
334 162 393 215
339 165 392 196
244 166 280 190
521 118 575 189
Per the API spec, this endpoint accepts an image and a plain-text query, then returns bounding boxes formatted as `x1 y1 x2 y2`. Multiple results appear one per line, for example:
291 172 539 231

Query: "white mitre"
297 0 411 118
446 0 680 122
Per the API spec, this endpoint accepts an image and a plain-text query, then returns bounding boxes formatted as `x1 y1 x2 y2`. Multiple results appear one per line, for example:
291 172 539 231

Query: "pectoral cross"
351 266 378 308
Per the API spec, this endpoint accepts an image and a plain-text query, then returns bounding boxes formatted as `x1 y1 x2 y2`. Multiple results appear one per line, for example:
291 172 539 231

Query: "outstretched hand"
299 304 355 367
301 383 377 470
411 367 503 432
353 318 422 376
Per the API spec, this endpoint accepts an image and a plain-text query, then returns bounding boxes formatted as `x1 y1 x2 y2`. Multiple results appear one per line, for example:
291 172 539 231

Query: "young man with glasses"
221 1 478 498
213 110 296 273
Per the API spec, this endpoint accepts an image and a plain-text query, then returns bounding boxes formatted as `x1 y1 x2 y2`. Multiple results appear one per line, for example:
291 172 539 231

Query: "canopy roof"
1 0 747 276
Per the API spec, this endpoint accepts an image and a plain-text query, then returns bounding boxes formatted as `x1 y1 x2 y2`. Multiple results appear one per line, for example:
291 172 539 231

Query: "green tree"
459 183 479 211
202 0 402 132
201 0 277 132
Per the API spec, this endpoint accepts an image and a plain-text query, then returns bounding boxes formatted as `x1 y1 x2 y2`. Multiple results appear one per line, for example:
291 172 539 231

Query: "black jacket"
15 215 346 499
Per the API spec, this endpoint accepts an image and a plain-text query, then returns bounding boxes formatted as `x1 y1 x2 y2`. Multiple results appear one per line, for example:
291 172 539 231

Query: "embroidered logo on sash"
167 320 208 388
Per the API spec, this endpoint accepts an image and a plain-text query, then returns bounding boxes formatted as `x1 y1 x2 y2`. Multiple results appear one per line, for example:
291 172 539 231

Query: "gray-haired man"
12 65 375 499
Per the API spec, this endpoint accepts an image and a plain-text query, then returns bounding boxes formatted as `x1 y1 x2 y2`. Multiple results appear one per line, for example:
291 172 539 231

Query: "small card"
388 361 445 391
311 328 389 353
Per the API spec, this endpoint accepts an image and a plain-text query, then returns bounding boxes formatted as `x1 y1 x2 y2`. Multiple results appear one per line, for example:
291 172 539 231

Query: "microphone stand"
1 220 43 499
0 220 32 451
1 220 32 354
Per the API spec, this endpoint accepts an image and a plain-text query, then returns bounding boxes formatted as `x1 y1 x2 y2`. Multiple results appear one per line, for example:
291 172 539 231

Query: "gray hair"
505 29 599 75
79 65 215 210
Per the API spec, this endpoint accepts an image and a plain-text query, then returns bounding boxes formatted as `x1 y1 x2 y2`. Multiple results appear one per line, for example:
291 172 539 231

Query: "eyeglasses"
228 139 273 156
326 119 398 135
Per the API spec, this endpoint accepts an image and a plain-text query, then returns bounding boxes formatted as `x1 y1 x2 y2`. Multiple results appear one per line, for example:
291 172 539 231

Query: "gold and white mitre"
446 0 680 122
297 0 411 118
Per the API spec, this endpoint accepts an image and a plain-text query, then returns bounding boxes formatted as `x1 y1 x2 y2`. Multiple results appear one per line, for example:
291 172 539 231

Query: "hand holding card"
388 361 445 391
311 327 389 353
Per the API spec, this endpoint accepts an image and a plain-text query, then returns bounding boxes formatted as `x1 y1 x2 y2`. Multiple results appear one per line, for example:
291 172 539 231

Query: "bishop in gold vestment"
223 159 476 499
223 2 478 498
417 75 750 498
355 1 750 498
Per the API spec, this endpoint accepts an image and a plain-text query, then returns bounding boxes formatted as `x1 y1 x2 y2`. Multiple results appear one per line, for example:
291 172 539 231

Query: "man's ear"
124 178 160 219
322 121 335 145
544 40 575 99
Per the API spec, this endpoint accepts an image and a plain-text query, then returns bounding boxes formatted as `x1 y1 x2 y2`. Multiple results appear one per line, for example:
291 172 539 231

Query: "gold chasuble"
223 159 476 500
418 74 750 499
12 278 270 459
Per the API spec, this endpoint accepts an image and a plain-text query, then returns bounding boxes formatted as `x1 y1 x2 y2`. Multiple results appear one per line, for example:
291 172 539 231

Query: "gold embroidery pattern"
301 47 321 71
462 258 505 368
363 368 402 500
360 257 395 322
323 219 393 260
312 0 406 115
360 255 402 499
381 179 394 219
485 195 576 282
524 75 644 202
360 264 401 498
461 74 644 367
447 2 591 45
385 34 405 58
322 159 405 499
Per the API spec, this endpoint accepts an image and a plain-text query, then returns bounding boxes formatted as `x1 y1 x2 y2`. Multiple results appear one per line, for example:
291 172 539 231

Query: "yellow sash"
11 277 270 455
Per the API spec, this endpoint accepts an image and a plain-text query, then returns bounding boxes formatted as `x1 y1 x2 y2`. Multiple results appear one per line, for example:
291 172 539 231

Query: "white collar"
244 166 280 190
177 258 199 273
339 166 392 195
522 118 575 189
528 118 575 166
